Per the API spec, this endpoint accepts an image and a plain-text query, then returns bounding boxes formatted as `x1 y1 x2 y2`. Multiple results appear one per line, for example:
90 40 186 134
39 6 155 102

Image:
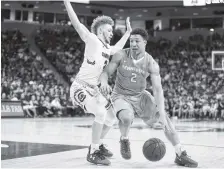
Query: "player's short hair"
91 15 114 35
130 28 149 41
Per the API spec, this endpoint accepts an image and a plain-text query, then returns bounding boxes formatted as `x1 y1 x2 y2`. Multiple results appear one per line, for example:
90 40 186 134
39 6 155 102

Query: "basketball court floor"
1 117 224 168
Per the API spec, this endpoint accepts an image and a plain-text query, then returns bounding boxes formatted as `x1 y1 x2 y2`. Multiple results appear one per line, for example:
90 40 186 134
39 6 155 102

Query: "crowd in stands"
35 28 85 83
146 33 224 120
1 28 224 120
1 30 86 117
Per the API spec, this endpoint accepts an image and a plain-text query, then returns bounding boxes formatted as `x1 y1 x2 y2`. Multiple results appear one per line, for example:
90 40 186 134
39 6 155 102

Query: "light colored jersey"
76 33 111 86
113 48 151 96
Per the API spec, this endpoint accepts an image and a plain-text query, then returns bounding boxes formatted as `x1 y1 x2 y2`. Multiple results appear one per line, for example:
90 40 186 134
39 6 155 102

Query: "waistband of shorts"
74 78 96 89
112 89 142 98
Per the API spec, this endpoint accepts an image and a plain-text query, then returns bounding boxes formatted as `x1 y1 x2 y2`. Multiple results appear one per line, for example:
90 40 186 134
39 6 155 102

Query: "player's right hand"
99 82 112 97
126 17 132 33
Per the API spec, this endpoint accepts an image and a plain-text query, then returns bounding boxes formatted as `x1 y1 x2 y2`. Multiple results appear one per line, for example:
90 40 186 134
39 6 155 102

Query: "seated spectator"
11 93 19 101
1 93 8 101
42 95 54 117
26 95 39 118
51 95 64 117
21 93 32 117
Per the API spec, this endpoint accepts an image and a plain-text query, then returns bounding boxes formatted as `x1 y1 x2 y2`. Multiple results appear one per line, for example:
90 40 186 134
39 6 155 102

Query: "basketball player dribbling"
64 0 132 166
99 28 198 167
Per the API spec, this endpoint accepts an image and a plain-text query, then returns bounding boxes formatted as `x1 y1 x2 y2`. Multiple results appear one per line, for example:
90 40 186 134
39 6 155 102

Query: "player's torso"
76 37 110 86
113 49 150 96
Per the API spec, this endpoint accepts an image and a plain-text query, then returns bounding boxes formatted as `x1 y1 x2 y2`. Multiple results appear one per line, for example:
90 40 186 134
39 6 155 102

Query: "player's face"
101 24 113 44
130 35 146 52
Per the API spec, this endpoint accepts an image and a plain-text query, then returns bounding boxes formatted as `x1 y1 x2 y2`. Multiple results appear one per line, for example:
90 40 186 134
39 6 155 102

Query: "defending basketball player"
64 0 132 166
99 28 198 167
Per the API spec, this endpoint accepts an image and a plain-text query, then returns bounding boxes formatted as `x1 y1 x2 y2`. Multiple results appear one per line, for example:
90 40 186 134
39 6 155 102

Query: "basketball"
142 138 166 162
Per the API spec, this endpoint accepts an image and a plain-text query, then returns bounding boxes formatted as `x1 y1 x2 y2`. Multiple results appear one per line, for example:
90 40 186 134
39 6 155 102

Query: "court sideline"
1 117 224 168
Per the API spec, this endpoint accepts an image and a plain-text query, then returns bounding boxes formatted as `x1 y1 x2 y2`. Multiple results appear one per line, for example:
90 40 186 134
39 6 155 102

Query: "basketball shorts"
111 90 160 125
70 78 110 115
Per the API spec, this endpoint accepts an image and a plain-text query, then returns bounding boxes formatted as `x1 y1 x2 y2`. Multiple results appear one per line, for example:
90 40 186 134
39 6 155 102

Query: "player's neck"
131 50 145 60
98 36 108 46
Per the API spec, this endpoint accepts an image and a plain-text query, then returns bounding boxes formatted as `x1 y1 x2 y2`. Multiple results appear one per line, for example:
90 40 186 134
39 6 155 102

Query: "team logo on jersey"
77 92 86 102
87 59 95 65
74 89 86 103
122 65 146 74
102 52 110 59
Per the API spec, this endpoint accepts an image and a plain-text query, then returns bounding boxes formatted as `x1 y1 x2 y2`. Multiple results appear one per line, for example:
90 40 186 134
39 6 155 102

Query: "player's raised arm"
64 0 90 42
110 17 132 55
149 59 171 130
99 51 123 95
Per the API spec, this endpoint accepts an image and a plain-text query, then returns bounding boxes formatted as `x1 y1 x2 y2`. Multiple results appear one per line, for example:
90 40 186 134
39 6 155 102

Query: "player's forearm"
64 1 82 30
113 31 130 52
153 88 166 120
99 72 109 85
64 1 89 41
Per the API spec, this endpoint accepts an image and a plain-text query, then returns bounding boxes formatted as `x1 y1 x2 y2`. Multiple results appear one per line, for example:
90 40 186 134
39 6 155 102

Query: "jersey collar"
130 51 146 63
98 38 110 49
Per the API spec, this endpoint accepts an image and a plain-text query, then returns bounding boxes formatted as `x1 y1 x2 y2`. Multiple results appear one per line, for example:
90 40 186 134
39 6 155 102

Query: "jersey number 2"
131 73 137 83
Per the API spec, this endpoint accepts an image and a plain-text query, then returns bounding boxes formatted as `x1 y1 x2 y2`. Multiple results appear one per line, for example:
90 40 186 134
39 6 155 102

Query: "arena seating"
35 28 85 83
2 28 224 120
1 30 85 118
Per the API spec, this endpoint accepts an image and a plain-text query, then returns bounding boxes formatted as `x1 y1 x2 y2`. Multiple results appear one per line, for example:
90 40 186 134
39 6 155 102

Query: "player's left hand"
99 83 112 98
126 17 132 33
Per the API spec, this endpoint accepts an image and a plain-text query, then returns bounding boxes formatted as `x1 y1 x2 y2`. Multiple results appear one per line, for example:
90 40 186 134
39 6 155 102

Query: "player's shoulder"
89 32 97 38
114 48 129 57
123 48 131 53
86 33 98 43
146 53 160 75
111 48 128 62
145 53 158 67
116 48 129 55
145 52 153 61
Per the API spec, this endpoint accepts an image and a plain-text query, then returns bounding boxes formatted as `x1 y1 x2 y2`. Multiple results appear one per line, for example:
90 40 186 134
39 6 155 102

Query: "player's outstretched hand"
126 17 132 33
99 82 112 98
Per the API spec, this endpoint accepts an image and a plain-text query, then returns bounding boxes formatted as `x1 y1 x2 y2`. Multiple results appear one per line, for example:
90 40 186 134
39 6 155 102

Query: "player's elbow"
72 23 82 33
114 45 122 51
111 47 122 55
72 25 88 41
99 72 109 83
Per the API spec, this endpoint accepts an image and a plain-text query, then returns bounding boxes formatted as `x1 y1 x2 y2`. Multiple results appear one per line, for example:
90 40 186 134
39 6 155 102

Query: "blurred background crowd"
2 28 224 120
1 1 224 120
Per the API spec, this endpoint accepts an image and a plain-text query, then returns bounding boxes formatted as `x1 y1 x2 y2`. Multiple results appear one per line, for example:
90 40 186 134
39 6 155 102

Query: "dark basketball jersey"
113 48 151 96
